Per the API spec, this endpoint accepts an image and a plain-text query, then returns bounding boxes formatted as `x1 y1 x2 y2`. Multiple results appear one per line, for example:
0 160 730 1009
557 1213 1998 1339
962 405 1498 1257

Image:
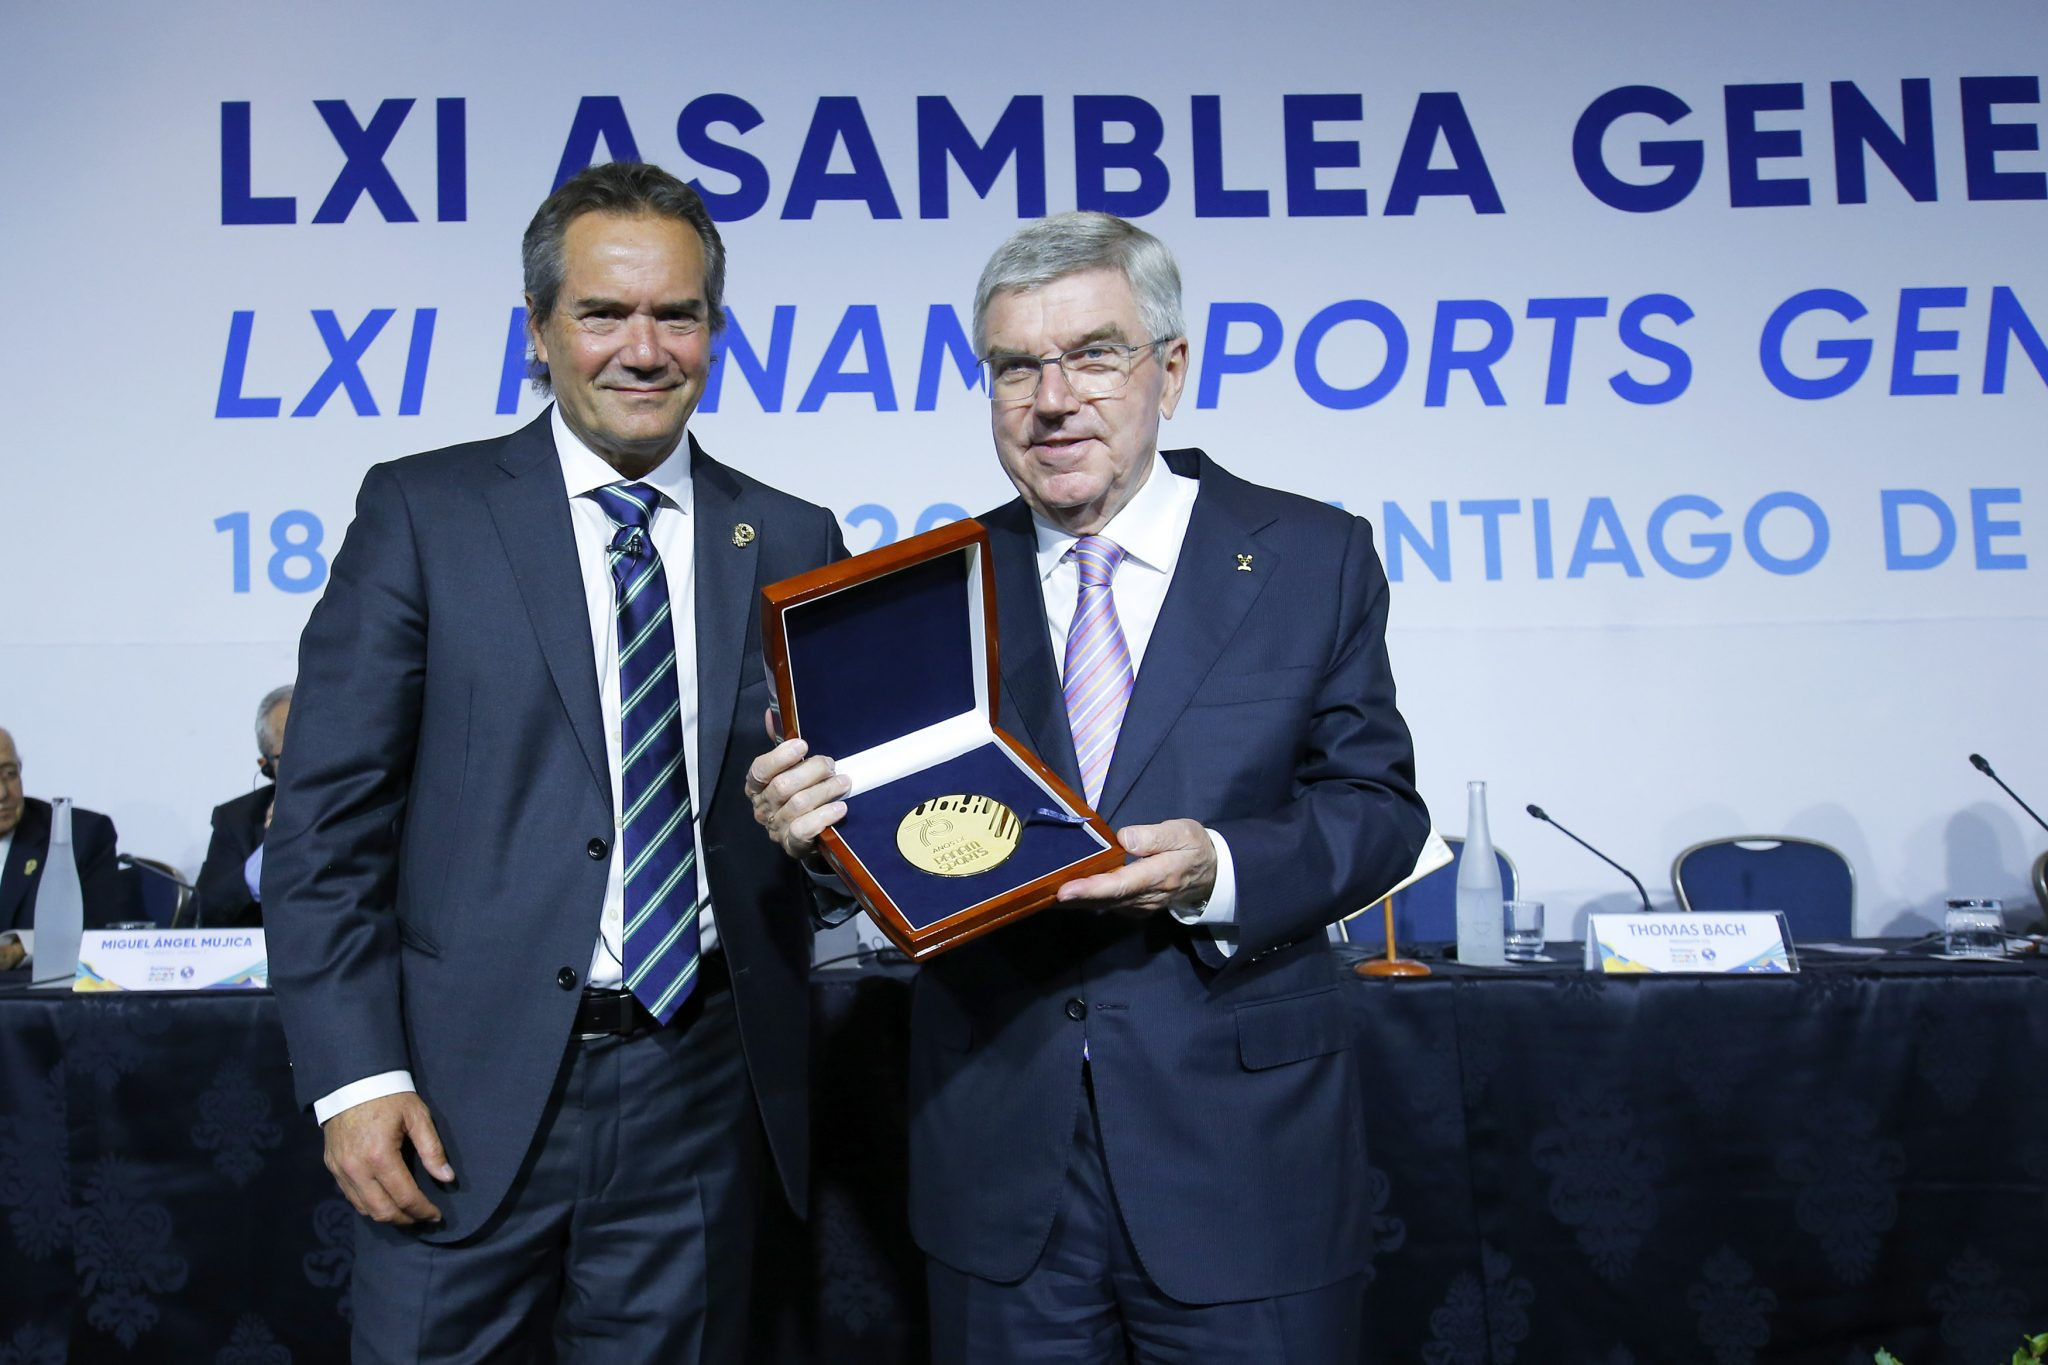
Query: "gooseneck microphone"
117 855 198 892
1968 753 2048 834
1525 805 1653 912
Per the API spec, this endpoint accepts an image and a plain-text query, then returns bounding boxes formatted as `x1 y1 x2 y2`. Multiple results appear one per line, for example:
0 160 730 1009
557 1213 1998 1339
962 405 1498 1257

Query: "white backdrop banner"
3 0 2043 932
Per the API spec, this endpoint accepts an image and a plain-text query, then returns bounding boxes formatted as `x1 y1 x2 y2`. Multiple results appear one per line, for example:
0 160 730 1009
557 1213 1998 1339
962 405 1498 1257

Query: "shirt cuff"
313 1070 416 1125
1170 828 1239 956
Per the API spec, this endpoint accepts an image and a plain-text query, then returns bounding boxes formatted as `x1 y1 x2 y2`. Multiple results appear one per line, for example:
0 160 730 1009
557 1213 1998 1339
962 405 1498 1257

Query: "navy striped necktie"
591 480 701 1023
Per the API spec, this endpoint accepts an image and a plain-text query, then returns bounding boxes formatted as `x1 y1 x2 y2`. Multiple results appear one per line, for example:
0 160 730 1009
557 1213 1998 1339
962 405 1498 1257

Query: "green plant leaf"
1874 1350 1903 1365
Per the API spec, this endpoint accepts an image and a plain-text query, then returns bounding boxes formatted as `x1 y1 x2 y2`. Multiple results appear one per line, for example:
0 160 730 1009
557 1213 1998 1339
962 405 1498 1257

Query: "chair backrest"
2032 849 2047 923
1670 836 1853 940
1388 836 1518 945
123 857 193 929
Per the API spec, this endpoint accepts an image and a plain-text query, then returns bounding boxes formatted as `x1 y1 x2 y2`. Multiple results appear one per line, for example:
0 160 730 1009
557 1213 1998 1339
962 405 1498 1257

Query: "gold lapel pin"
732 523 756 547
1235 553 1254 572
24 858 38 876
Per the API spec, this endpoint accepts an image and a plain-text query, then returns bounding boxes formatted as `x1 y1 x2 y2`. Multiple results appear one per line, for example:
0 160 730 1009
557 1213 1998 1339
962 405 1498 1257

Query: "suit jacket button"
557 966 579 990
586 837 609 860
1064 998 1087 1021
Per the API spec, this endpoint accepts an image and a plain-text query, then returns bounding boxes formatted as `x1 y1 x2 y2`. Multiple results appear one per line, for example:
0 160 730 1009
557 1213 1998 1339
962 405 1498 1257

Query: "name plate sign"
1584 913 1796 974
74 929 269 991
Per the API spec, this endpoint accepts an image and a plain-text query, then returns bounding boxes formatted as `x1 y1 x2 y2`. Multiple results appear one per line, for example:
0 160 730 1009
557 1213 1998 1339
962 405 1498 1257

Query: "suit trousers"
350 960 759 1364
926 1063 1366 1364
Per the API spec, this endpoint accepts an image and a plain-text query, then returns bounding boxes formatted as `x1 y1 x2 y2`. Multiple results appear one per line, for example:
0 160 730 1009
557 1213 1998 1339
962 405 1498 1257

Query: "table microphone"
1968 753 2048 834
1525 805 1653 912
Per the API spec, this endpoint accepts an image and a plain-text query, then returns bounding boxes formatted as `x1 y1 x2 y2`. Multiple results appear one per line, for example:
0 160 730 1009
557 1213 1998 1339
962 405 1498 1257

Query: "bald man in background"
0 726 136 969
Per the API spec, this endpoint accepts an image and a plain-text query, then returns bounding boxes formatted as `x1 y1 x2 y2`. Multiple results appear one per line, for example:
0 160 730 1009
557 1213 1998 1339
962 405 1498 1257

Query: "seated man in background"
196 683 291 927
0 725 136 969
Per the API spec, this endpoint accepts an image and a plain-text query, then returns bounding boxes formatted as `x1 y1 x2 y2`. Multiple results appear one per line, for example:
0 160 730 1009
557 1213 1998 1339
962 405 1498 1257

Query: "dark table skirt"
3 948 2043 1363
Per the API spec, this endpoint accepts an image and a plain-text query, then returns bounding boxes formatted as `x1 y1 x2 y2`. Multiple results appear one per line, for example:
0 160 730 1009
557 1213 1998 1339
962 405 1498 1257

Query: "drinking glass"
1942 899 2006 958
1503 900 1545 961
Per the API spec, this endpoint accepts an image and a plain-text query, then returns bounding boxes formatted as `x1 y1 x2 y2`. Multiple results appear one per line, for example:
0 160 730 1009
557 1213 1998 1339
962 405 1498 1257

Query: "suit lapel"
987 500 1084 794
1096 454 1280 821
484 412 611 802
690 438 754 814
1 800 49 932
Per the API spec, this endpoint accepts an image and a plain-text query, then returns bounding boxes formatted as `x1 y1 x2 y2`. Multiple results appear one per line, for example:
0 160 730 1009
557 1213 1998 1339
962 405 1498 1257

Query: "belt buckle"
576 988 630 1042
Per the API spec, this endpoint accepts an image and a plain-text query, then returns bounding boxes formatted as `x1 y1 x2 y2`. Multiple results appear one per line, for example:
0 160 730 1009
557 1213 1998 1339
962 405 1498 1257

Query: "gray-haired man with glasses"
749 211 1426 1361
196 682 292 927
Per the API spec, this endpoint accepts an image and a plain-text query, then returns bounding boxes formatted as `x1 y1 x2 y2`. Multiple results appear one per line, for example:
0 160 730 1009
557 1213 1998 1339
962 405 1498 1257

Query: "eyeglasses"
978 339 1167 404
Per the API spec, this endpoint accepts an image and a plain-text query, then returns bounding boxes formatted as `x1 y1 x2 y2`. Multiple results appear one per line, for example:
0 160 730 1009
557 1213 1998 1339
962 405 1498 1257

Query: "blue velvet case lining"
835 745 1111 932
781 550 977 762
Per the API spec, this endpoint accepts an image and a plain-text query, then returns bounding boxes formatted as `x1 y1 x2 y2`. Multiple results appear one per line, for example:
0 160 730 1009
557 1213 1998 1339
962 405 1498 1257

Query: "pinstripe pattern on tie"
592 480 700 1024
1062 536 1134 809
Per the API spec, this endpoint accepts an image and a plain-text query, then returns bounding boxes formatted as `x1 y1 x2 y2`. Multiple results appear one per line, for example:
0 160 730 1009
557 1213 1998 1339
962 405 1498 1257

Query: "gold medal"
897 794 1022 877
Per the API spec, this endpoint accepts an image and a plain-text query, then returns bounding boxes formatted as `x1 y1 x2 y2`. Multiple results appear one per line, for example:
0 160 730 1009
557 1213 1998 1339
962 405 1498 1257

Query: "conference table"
3 945 2044 1363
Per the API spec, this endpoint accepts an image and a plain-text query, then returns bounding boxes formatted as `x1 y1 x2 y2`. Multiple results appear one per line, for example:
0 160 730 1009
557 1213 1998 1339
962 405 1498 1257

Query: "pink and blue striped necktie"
591 480 701 1024
1062 536 1134 809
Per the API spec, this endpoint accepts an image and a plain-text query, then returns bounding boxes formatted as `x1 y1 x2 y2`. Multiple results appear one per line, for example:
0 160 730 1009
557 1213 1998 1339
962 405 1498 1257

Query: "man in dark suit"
195 683 291 927
0 726 136 970
264 162 844 1361
750 213 1428 1360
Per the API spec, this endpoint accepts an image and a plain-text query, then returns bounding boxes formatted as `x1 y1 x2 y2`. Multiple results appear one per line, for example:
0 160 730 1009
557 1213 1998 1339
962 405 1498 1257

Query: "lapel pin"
732 523 756 547
1235 553 1254 572
24 858 37 876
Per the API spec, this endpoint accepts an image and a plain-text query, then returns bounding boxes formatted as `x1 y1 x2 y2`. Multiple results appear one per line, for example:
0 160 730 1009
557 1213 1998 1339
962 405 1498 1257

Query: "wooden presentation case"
760 519 1123 959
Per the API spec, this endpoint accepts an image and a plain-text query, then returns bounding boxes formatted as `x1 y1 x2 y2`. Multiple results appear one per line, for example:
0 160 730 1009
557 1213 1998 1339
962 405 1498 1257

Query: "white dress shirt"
315 408 718 1124
1029 454 1239 949
557 408 719 982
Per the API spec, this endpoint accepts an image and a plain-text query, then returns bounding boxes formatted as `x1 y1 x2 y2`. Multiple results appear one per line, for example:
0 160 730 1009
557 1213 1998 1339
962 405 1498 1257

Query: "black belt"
573 954 730 1041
